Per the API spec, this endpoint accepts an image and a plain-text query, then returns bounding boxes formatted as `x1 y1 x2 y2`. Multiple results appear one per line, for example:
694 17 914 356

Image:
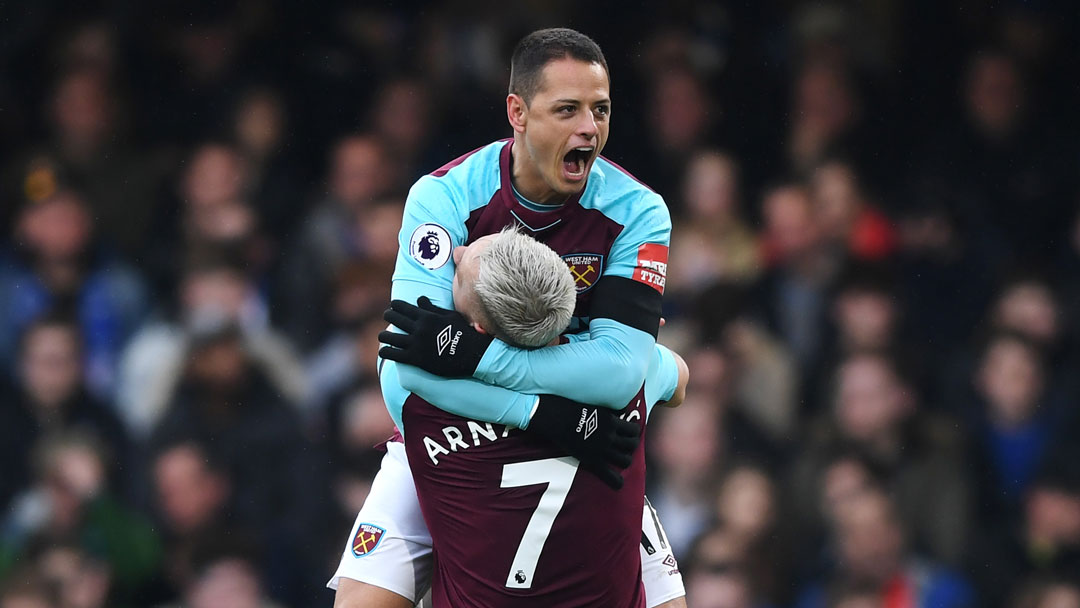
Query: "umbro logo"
436 325 452 355
436 324 462 356
575 409 599 439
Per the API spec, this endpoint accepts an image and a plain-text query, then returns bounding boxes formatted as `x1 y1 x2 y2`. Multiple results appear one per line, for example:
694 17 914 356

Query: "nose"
577 113 598 140
452 245 466 265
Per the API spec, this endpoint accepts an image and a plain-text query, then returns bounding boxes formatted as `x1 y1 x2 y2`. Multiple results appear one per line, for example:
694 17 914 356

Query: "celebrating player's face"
511 58 610 203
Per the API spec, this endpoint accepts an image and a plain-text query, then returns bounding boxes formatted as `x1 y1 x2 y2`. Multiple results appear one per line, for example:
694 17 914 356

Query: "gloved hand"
526 394 641 490
379 297 494 377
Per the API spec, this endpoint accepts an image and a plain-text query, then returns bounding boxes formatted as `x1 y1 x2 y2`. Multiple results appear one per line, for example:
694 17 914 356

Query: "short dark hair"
509 28 608 103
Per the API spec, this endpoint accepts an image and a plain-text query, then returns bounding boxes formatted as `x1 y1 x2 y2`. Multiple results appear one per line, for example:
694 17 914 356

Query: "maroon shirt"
394 140 665 606
402 389 648 608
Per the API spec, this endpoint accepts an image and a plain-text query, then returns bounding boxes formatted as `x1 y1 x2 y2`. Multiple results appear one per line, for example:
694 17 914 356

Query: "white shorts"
327 442 433 603
639 496 685 607
327 443 685 607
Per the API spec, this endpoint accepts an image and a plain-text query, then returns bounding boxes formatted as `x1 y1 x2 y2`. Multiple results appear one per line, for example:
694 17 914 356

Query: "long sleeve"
473 192 671 407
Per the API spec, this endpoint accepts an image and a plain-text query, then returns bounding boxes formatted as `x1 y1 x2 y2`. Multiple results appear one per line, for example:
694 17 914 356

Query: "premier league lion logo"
419 231 441 260
409 223 452 270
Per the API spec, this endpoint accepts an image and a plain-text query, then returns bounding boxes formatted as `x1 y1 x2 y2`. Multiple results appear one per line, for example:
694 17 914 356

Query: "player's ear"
472 321 490 335
507 94 528 133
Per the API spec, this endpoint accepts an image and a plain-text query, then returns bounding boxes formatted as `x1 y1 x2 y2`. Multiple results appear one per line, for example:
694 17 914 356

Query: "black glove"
527 394 641 490
379 297 494 377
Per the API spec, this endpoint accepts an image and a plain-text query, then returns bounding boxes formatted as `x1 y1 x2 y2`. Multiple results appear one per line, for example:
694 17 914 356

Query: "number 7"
500 457 580 589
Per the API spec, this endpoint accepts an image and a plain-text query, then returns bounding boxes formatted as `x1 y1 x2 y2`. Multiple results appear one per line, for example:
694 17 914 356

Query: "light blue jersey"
386 139 671 429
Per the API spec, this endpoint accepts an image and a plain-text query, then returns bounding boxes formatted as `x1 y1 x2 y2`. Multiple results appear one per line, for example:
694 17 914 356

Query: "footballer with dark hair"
331 28 683 608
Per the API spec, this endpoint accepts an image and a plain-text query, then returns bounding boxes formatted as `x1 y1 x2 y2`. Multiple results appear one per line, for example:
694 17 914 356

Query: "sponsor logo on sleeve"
409 223 453 270
351 523 386 557
632 243 668 294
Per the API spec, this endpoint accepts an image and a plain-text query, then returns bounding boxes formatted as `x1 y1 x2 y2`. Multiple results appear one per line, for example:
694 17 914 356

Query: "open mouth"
562 147 594 180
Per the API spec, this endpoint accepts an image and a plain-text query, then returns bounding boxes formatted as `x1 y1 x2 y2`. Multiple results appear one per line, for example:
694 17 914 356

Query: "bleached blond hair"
473 227 576 348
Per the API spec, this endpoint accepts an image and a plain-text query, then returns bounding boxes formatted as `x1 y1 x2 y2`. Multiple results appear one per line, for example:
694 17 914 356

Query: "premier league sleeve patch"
409 223 453 270
351 523 386 557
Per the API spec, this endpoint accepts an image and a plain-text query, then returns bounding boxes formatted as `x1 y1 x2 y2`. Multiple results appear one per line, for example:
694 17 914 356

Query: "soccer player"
379 26 670 489
330 230 687 607
335 26 675 606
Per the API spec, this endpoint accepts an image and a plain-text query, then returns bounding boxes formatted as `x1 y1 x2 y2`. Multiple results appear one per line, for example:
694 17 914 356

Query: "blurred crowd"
1 1 1079 607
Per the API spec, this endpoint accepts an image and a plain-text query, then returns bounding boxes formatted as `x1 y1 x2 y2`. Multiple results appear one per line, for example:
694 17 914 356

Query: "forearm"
395 362 537 429
475 318 654 408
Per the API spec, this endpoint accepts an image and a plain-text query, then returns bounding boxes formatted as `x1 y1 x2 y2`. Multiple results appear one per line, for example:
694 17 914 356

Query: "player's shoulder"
420 140 505 192
583 156 668 224
407 140 507 217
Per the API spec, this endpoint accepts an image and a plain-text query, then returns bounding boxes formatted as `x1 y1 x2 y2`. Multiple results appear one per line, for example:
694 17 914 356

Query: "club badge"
562 253 604 294
351 523 386 557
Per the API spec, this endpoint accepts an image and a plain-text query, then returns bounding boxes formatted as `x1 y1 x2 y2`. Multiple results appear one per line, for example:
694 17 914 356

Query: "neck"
510 136 569 206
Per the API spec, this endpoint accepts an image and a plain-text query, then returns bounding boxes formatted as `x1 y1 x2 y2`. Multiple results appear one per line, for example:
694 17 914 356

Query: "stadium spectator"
985 277 1080 400
965 331 1071 529
229 86 307 245
276 135 396 350
916 49 1072 269
970 467 1080 607
808 160 896 262
0 190 148 399
713 464 793 604
649 395 724 560
755 180 840 372
640 66 717 199
667 150 761 305
794 487 974 608
164 536 283 608
116 249 304 437
150 440 262 604
0 432 160 606
892 197 997 383
29 67 157 257
788 351 970 566
785 61 863 178
368 77 436 181
147 323 329 603
0 315 130 512
303 268 389 412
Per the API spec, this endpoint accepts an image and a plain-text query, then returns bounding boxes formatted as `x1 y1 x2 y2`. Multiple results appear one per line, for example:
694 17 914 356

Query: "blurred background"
1 1 1079 607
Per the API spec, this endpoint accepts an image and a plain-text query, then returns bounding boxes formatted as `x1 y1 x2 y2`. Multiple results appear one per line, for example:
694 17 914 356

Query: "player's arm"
381 175 538 428
383 191 671 408
472 193 670 406
658 350 689 409
334 575 414 608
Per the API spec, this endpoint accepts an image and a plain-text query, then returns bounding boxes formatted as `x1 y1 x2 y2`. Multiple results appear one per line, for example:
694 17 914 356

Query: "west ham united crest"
351 523 385 558
562 253 603 294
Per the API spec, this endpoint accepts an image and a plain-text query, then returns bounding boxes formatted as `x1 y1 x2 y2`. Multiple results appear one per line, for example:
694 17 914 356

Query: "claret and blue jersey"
381 138 672 433
378 138 672 607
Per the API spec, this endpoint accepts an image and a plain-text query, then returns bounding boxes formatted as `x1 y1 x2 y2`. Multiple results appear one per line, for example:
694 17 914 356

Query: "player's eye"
594 105 610 117
558 105 575 115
